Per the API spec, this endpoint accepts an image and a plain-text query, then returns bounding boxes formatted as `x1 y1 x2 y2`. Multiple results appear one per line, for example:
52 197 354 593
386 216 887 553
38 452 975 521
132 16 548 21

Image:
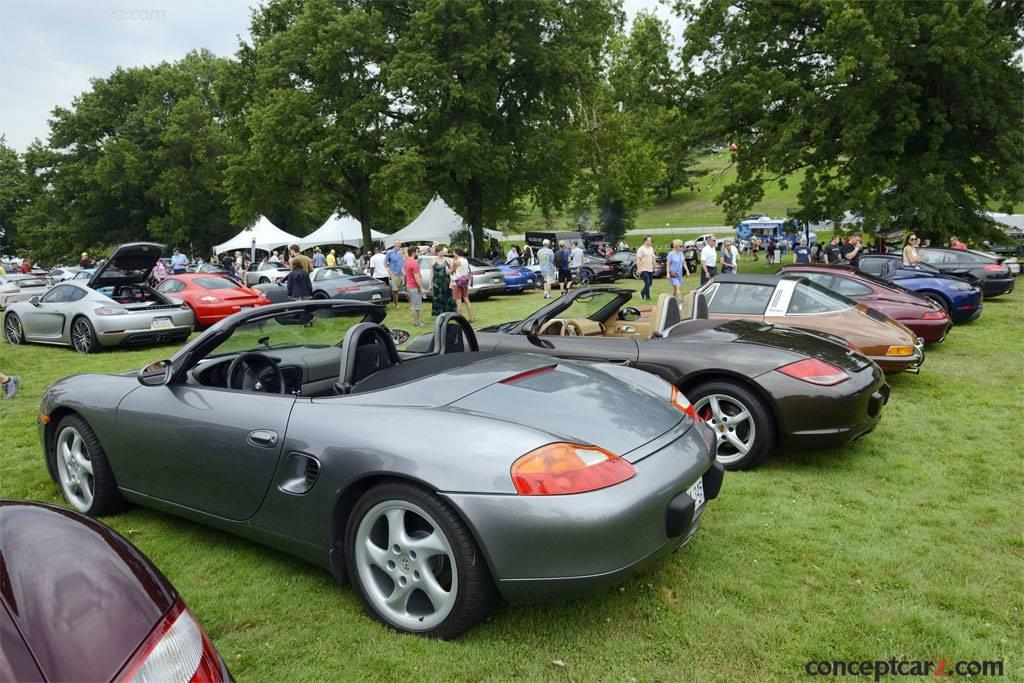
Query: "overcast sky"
0 0 682 152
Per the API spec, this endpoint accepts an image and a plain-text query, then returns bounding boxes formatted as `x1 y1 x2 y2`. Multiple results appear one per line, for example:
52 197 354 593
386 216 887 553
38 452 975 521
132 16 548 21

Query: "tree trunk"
466 177 484 258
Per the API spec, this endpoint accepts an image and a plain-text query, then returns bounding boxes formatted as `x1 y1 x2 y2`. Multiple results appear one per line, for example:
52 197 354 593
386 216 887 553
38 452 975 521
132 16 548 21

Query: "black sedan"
408 287 890 470
0 499 231 682
578 255 620 284
918 248 1015 297
605 250 667 279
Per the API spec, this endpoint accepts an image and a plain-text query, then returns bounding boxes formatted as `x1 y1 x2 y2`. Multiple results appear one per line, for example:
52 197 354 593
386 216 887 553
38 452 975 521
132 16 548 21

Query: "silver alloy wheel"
56 426 94 512
4 314 23 344
693 393 757 465
354 500 458 631
72 319 93 353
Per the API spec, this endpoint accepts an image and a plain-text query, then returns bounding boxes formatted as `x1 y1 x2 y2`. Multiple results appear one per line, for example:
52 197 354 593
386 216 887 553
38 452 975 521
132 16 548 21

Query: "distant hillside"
504 152 805 232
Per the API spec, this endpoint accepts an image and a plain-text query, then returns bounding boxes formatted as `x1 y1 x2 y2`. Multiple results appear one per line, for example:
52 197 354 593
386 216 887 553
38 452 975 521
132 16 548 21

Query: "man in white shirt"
368 247 389 286
343 250 356 268
700 236 718 285
570 242 584 270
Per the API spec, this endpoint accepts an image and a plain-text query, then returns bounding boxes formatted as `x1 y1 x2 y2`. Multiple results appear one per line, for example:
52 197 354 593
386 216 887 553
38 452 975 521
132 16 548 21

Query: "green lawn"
1 262 1021 681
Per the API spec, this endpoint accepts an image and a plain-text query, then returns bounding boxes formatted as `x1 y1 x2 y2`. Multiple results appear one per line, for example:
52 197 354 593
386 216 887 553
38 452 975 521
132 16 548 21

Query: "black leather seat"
334 323 402 395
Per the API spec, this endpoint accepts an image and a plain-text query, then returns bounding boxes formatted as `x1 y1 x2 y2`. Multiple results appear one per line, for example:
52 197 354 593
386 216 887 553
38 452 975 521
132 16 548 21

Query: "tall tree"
0 137 29 254
17 51 238 260
680 0 1024 240
225 0 408 245
387 0 620 253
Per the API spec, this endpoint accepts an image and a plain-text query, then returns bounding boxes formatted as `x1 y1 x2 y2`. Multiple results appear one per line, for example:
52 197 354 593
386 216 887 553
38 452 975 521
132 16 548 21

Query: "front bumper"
443 424 722 604
758 362 889 451
869 337 924 373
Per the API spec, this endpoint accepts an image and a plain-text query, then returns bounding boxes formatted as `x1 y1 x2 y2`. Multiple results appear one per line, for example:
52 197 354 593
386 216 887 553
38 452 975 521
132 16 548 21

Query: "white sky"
0 0 683 152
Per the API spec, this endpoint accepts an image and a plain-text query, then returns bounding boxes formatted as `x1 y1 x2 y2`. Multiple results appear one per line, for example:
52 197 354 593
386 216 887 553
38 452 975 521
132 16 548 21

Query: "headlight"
948 282 973 291
93 306 127 316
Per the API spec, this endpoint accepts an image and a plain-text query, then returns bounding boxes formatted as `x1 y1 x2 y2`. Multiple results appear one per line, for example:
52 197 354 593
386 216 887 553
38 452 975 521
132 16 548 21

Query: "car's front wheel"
52 414 126 516
259 277 271 284
689 380 775 470
345 482 496 639
71 316 99 353
921 292 950 314
3 312 24 345
630 265 638 279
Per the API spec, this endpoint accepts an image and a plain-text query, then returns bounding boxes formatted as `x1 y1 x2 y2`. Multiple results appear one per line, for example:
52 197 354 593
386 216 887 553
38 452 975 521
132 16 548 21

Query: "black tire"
51 414 126 516
345 481 497 639
313 290 329 300
259 276 271 284
579 268 594 284
70 316 99 353
3 312 24 345
920 291 950 314
630 265 638 280
687 379 776 471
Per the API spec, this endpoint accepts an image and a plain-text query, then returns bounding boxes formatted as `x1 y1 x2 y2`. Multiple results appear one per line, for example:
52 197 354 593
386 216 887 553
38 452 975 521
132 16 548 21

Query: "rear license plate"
150 317 173 330
686 479 705 508
372 293 382 301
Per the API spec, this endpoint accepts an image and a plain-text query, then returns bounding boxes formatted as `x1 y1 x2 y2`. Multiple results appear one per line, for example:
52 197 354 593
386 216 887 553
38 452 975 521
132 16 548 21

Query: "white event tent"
294 213 387 250
213 216 301 254
386 194 504 246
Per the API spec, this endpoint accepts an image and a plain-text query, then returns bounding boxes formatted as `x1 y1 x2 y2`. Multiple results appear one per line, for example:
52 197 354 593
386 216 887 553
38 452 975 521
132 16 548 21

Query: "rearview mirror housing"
137 360 172 387
28 295 41 307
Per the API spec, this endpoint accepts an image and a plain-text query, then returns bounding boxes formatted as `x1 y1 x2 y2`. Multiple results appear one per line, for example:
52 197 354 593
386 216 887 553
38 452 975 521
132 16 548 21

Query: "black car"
604 250 667 279
408 286 889 470
917 248 1015 297
578 255 620 284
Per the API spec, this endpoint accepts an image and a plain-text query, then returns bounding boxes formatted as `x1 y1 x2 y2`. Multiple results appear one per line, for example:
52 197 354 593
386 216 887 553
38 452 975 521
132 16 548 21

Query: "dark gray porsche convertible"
411 287 890 470
37 301 723 639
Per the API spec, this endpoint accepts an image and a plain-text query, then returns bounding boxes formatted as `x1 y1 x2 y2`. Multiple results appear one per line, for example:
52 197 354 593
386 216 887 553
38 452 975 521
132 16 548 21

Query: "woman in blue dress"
667 239 690 300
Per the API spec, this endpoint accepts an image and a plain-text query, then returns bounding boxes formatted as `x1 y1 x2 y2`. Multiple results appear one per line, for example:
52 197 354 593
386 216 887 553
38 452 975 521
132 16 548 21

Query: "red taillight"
117 600 224 682
669 386 700 421
511 443 635 495
778 358 849 386
982 264 1005 272
922 311 947 320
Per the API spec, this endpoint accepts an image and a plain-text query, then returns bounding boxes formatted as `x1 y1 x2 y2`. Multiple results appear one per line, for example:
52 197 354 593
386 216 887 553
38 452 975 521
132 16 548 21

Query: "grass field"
1 260 1021 681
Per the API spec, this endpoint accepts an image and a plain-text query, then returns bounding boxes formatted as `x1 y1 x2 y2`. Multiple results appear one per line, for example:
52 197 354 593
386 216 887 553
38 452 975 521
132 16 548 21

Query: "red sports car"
781 264 951 344
156 273 270 328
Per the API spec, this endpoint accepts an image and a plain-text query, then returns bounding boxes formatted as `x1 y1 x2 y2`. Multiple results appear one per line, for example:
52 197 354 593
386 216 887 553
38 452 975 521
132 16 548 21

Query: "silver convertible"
3 243 194 352
36 301 723 638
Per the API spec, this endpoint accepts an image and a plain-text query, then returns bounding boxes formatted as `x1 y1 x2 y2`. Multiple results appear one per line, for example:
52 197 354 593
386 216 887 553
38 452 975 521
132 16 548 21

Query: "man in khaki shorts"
385 241 405 307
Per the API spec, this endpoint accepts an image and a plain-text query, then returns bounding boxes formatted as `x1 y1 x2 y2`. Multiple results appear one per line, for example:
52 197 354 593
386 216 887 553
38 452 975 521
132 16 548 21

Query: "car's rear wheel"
313 290 329 300
71 316 99 353
689 380 775 470
346 482 496 639
259 277 271 284
3 313 24 345
52 414 126 516
630 265 638 279
921 292 950 314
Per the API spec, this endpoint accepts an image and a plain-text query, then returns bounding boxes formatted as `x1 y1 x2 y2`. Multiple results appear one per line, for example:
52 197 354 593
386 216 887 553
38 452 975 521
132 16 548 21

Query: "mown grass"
1 259 1021 681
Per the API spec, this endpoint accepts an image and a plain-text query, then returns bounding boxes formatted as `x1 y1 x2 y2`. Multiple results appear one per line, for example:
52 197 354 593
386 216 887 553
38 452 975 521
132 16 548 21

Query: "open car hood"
87 242 165 289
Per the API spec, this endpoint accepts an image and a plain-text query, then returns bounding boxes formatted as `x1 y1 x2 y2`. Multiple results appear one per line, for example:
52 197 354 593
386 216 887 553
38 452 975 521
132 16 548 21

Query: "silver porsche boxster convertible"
3 243 194 352
36 300 723 638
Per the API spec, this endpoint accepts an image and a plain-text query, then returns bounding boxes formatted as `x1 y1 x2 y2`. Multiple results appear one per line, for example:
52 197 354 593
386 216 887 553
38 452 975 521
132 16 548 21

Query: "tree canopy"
680 0 1024 240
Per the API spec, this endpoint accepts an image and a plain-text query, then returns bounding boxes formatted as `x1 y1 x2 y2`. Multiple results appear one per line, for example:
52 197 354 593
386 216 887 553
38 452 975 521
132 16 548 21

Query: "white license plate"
686 479 705 508
150 317 173 330
239 305 253 310
372 293 382 301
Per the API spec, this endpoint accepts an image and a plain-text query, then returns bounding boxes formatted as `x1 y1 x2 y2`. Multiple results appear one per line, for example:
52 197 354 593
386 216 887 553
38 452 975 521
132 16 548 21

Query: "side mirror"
389 328 411 346
137 360 172 387
29 296 41 307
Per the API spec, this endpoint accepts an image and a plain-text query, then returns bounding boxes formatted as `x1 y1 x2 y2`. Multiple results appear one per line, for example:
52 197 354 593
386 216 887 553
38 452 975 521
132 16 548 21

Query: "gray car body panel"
37 300 717 603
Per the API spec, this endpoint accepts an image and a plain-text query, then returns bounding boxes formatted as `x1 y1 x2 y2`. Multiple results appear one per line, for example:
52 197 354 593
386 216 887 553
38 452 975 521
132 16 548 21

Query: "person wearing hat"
170 247 188 274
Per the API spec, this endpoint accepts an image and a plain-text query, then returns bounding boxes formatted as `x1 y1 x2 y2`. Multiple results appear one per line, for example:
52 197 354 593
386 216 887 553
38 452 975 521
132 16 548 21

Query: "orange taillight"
511 443 635 495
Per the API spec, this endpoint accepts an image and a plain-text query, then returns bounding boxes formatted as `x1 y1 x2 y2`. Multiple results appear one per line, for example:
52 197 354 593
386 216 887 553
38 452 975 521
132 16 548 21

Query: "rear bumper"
982 277 1015 297
469 281 507 299
443 425 720 604
902 318 951 344
100 326 192 347
95 309 194 347
869 338 924 373
758 362 888 451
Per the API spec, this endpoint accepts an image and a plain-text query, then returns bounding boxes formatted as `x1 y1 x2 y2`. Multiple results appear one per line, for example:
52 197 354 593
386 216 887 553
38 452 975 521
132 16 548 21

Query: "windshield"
207 307 372 358
559 292 623 321
788 281 855 314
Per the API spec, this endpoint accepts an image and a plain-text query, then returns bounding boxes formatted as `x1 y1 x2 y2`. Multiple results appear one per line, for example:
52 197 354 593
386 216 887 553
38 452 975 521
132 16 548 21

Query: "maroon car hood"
0 501 176 682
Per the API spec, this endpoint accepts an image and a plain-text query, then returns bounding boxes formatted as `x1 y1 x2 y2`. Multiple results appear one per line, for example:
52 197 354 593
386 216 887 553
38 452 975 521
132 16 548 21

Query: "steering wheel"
618 306 642 321
226 352 286 394
561 320 583 336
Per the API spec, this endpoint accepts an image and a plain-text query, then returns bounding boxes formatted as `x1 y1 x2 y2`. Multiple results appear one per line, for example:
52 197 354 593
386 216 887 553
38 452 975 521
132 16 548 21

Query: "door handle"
247 430 279 448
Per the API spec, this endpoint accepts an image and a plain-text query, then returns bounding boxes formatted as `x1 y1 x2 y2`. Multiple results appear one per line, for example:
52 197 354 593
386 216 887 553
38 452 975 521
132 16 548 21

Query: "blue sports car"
858 254 983 323
496 264 538 292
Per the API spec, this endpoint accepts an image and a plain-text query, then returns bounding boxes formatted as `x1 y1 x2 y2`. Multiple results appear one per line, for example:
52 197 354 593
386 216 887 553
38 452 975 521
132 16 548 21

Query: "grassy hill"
505 152 805 233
